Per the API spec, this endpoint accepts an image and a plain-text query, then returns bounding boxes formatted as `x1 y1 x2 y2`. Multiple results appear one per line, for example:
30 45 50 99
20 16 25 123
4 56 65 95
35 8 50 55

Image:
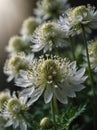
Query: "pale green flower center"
89 42 97 58
9 36 27 52
71 5 90 20
37 59 61 84
90 43 97 54
22 18 39 35
8 56 28 74
42 23 55 33
42 0 62 15
7 98 22 115
41 23 61 44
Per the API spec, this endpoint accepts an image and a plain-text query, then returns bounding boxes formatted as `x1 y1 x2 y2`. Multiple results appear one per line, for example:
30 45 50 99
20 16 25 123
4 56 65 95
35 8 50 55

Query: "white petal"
15 71 33 87
7 75 14 82
62 83 76 97
76 68 85 78
44 85 53 104
94 67 97 72
5 119 13 127
31 44 44 52
20 121 27 130
27 86 45 106
70 61 76 70
72 84 85 92
71 76 87 84
20 87 34 98
54 87 68 104
13 120 19 129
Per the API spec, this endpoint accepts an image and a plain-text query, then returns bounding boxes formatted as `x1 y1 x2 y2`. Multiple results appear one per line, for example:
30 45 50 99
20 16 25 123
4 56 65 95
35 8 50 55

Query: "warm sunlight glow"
0 0 33 58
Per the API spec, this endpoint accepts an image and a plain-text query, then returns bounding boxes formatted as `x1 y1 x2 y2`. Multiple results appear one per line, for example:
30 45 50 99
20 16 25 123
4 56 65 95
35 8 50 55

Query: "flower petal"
44 85 53 104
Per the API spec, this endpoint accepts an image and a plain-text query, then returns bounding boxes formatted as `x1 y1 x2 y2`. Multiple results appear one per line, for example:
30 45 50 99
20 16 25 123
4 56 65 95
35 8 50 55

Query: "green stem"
81 24 97 130
81 24 96 98
69 36 76 60
51 97 57 130
53 96 59 115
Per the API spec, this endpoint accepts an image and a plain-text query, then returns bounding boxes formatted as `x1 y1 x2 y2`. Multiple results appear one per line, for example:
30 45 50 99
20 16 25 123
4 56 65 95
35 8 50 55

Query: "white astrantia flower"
6 36 32 55
59 5 97 35
88 40 97 72
21 17 40 41
31 22 68 53
34 0 70 20
4 53 34 82
1 92 31 130
16 55 87 105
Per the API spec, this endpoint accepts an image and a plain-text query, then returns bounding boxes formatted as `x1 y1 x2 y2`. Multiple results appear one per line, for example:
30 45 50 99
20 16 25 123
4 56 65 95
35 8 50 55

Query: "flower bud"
40 117 53 129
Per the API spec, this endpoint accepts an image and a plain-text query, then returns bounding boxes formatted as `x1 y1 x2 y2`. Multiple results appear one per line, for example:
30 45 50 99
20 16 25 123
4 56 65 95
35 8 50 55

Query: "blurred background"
0 0 97 90
0 0 36 90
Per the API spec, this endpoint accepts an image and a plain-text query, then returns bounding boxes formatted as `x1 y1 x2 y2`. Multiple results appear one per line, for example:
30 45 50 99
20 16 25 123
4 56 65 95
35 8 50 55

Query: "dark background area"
0 0 97 91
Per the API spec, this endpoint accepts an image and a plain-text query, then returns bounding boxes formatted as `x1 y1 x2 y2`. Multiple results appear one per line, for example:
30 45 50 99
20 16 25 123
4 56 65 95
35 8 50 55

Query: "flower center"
42 0 65 17
22 17 39 35
7 98 22 115
88 42 97 60
71 5 90 20
41 23 60 44
9 36 27 52
38 59 60 84
8 56 28 74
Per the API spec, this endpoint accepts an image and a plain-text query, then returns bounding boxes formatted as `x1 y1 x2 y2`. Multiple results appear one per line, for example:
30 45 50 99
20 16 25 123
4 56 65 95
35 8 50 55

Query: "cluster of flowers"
1 0 97 129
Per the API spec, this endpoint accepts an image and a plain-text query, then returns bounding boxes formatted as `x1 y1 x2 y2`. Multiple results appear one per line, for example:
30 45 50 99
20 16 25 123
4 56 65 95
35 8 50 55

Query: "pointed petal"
44 85 53 104
54 87 68 104
27 86 44 106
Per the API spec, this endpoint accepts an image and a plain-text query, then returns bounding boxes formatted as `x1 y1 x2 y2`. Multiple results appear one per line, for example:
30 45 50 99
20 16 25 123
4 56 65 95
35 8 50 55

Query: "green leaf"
57 104 86 130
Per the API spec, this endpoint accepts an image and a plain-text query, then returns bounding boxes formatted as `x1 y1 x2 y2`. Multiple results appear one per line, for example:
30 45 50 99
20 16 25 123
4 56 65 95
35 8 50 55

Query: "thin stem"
81 24 96 98
53 96 59 115
81 24 97 130
69 36 76 60
51 97 57 130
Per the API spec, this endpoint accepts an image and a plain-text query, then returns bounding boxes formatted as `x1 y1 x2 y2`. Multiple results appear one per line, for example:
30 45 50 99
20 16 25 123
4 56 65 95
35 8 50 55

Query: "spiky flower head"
6 36 31 55
34 0 69 20
16 55 87 105
88 40 97 72
40 117 53 129
21 17 39 36
60 5 97 35
4 53 33 82
31 22 68 53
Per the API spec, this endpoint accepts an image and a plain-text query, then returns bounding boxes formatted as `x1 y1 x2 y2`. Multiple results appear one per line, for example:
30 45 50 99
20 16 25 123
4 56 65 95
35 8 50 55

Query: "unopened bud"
40 117 53 129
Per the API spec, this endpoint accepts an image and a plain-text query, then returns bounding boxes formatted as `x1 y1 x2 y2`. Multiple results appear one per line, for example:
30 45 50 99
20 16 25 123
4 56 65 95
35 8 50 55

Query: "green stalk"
81 24 97 130
69 36 76 60
81 24 96 98
53 96 59 115
51 97 57 130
